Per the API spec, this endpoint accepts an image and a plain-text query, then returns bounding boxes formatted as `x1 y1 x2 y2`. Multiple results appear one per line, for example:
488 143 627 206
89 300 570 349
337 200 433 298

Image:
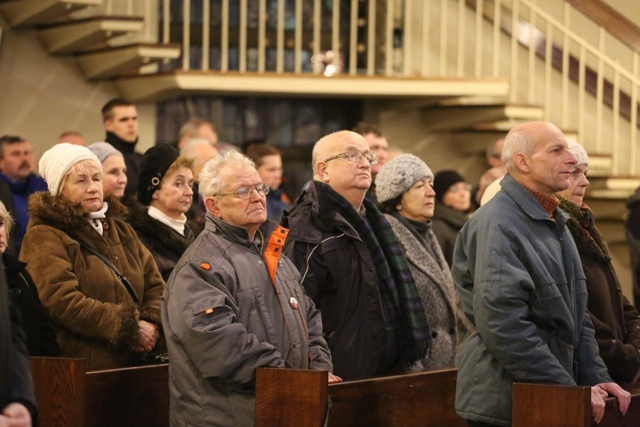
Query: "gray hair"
502 127 534 172
0 201 14 239
199 150 256 197
181 138 214 157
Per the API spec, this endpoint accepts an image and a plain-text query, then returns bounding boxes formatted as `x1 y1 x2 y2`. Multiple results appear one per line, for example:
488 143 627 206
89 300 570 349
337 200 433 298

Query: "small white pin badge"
289 297 299 309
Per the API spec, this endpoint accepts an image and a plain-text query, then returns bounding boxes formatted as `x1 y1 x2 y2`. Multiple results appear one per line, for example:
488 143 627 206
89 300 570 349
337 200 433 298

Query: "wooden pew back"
255 368 465 427
31 357 169 427
513 383 640 427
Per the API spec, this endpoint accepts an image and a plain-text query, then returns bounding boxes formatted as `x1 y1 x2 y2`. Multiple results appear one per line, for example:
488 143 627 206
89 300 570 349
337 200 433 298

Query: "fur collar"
28 192 127 232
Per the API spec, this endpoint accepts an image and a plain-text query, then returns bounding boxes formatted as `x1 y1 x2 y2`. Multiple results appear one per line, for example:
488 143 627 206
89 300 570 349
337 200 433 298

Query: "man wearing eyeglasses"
282 130 431 381
162 150 339 427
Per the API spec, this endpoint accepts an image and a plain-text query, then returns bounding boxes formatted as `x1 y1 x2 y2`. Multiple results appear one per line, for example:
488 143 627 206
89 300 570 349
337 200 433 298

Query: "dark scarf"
558 197 610 262
105 131 138 153
321 183 431 364
390 211 439 260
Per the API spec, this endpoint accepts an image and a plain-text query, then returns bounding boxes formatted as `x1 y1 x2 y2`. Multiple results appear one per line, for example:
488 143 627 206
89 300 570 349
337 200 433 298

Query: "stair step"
583 196 628 220
421 103 543 131
37 16 144 54
0 0 101 28
75 43 181 80
587 176 640 192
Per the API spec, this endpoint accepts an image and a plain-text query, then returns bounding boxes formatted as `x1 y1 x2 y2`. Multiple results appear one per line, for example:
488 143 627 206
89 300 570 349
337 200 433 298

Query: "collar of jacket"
500 174 569 227
205 213 286 283
28 192 127 232
105 131 139 153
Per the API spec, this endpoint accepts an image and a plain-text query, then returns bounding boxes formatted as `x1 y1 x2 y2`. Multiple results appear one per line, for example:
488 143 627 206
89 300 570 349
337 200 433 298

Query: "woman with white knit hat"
20 143 165 371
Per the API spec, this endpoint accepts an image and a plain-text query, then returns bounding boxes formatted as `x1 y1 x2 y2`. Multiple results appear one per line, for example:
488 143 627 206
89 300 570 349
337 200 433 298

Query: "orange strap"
264 225 289 284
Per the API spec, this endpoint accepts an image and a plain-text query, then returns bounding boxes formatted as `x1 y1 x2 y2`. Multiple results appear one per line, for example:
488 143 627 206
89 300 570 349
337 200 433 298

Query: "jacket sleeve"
576 311 613 385
165 261 285 385
304 294 332 371
21 225 139 348
460 224 576 385
8 296 37 421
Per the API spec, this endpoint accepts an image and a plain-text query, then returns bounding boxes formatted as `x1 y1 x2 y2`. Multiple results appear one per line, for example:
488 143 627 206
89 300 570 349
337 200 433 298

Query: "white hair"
199 150 255 197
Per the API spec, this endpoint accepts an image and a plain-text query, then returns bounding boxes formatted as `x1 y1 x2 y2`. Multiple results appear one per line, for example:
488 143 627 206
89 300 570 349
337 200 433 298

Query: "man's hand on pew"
0 402 32 427
328 373 343 384
591 382 631 423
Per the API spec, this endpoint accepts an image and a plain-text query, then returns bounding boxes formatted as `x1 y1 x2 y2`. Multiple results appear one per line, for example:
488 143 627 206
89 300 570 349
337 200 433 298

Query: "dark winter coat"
560 198 640 384
21 193 165 371
126 201 195 282
4 252 60 356
0 263 36 423
431 202 468 268
282 182 400 380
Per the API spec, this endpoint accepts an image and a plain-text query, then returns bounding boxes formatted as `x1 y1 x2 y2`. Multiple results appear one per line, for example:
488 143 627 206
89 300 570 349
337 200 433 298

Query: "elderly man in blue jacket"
162 150 339 427
453 121 630 427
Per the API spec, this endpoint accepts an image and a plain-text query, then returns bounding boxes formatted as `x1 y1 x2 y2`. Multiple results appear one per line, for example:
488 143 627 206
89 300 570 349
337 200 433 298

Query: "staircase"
0 0 180 84
1 1 639 234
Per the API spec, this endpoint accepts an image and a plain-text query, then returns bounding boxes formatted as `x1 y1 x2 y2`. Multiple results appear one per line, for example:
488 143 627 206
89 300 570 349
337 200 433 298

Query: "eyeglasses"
214 183 270 199
448 183 472 193
324 147 378 165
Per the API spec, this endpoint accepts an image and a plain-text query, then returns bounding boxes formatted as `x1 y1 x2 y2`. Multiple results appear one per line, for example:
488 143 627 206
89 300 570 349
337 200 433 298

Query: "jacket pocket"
188 293 229 329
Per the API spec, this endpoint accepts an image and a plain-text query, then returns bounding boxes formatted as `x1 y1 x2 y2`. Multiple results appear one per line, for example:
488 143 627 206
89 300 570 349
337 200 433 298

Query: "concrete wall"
0 28 156 170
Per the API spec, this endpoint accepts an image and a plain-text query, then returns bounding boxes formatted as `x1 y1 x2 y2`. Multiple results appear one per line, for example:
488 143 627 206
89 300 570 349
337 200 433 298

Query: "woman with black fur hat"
126 143 196 281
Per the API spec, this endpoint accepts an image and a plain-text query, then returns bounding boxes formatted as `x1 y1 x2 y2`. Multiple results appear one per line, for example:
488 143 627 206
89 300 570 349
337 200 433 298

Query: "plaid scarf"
321 183 431 364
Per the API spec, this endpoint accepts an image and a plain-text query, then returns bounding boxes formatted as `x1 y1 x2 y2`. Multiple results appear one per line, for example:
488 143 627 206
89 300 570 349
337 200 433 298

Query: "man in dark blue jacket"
453 121 630 426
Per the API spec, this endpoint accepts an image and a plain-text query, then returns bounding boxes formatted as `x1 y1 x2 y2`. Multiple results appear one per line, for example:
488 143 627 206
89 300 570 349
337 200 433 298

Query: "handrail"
565 0 640 53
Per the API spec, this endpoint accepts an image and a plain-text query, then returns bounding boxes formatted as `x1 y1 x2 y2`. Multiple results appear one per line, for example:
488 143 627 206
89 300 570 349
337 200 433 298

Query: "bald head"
312 130 367 173
312 130 373 208
502 121 577 195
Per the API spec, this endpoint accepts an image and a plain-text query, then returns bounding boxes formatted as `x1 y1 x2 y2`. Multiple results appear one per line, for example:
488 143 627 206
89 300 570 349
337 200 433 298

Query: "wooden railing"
93 0 640 176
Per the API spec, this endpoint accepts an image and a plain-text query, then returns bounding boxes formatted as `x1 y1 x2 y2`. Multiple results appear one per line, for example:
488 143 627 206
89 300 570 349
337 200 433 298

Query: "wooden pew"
512 383 640 427
30 357 169 427
255 367 465 427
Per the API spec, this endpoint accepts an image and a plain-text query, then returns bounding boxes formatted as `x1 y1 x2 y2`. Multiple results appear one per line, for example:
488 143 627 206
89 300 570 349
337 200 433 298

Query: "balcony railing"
97 0 640 175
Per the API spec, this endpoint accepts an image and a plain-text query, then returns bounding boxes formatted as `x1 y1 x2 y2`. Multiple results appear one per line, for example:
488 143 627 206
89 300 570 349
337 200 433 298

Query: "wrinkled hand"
132 320 159 353
590 386 607 424
1 402 32 427
328 373 343 384
592 382 631 423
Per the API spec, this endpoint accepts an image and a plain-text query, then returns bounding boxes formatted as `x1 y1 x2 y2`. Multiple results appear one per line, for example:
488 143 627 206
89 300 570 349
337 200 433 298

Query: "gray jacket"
384 214 457 370
162 214 332 427
452 174 611 426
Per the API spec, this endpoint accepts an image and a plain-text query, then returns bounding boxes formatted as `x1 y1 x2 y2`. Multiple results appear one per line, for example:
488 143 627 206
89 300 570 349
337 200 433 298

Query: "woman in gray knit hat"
376 154 468 370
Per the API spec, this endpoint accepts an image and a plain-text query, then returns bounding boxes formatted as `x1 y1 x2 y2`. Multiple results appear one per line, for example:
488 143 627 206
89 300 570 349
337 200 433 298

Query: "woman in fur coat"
126 144 195 281
20 144 164 371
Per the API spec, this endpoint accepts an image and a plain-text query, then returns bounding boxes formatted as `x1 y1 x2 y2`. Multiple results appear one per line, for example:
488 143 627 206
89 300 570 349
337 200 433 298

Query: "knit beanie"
137 143 180 205
87 141 123 164
433 170 465 202
376 154 434 203
39 143 101 196
566 138 589 167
